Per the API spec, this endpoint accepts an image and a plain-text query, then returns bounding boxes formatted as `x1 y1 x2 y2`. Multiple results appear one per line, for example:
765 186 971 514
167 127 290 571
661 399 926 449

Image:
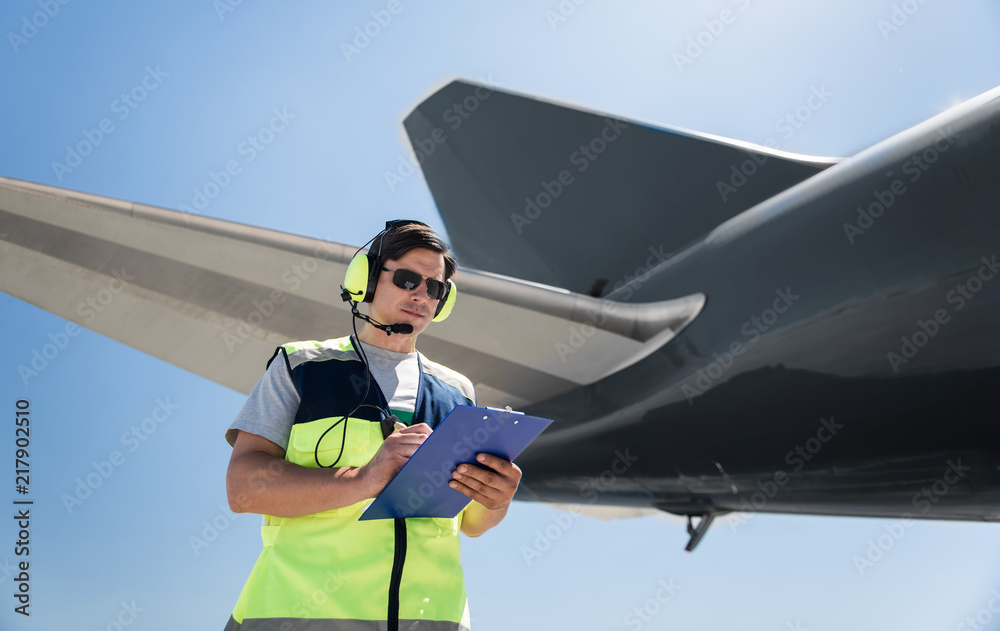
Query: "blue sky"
2 1 1000 629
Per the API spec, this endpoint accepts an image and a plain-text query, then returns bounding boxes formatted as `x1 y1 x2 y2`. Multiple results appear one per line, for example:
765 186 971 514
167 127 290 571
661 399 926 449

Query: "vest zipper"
388 517 407 631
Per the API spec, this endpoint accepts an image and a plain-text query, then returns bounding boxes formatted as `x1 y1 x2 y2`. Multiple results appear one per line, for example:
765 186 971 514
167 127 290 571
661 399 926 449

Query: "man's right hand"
359 423 432 497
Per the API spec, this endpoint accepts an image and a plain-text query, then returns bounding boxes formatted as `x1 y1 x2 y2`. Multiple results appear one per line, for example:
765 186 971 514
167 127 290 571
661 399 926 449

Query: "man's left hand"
450 453 522 510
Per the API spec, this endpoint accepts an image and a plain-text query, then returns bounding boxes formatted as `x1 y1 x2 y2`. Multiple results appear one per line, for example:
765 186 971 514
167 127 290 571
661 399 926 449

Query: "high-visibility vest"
226 336 476 631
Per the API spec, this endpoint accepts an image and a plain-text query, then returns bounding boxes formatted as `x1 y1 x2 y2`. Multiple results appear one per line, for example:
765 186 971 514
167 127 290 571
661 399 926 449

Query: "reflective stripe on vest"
225 614 468 630
228 337 474 631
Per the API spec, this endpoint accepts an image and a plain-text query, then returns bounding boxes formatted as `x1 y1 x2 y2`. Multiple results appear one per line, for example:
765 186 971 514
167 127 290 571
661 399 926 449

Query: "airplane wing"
1 82 841 407
404 80 839 295
0 176 705 407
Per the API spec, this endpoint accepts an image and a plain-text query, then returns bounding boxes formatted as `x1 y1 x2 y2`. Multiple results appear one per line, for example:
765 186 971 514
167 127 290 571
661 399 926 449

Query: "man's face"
369 247 446 338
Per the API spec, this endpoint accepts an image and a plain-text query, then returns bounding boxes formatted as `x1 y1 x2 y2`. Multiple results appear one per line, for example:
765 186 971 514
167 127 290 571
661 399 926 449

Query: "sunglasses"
382 267 448 300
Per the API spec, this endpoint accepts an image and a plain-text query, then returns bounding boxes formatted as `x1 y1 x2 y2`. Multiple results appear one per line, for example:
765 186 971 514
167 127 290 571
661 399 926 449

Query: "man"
223 221 521 631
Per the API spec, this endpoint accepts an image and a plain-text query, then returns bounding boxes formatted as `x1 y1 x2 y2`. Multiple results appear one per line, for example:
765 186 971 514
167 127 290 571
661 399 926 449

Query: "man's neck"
356 323 417 353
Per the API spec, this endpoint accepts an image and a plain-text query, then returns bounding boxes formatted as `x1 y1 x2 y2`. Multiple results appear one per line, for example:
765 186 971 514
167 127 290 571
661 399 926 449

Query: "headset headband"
373 219 429 261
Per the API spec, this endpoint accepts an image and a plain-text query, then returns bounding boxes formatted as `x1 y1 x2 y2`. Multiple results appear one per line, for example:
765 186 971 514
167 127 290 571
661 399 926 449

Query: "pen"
393 420 407 431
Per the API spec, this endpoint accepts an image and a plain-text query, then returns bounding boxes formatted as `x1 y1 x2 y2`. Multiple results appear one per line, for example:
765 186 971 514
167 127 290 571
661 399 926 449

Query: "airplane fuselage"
517 89 1000 529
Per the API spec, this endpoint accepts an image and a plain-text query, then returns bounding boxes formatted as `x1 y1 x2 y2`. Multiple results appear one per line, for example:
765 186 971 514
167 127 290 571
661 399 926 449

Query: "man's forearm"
460 500 510 537
227 451 373 517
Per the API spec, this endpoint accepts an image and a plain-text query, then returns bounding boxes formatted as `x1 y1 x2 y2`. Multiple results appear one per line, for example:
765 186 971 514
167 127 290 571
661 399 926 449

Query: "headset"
316 220 457 468
340 219 457 322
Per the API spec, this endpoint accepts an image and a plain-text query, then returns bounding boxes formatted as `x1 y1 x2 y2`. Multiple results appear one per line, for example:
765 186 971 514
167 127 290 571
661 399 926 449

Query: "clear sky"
2 1 1000 630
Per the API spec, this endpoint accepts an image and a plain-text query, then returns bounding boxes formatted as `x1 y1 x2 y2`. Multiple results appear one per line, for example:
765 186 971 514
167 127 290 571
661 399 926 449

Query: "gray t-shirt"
225 338 420 450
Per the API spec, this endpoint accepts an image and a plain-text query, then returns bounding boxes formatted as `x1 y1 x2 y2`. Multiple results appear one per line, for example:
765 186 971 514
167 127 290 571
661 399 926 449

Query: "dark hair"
376 221 457 281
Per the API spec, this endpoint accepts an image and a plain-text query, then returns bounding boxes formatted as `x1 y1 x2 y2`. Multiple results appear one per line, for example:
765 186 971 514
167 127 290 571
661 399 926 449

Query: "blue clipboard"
358 405 553 520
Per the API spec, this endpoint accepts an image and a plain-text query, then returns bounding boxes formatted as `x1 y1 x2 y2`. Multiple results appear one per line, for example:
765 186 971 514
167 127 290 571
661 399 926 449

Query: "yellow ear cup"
432 280 457 322
344 254 374 302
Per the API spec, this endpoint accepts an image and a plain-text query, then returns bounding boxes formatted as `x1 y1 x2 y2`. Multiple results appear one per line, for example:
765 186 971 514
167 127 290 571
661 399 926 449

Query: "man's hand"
449 453 522 510
358 423 431 498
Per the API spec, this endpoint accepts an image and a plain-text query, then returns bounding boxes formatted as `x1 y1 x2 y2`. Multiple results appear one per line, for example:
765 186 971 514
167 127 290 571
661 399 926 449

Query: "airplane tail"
404 80 838 296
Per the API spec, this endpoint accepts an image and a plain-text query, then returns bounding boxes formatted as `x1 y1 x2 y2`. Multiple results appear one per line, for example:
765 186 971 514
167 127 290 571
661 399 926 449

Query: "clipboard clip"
485 405 524 415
